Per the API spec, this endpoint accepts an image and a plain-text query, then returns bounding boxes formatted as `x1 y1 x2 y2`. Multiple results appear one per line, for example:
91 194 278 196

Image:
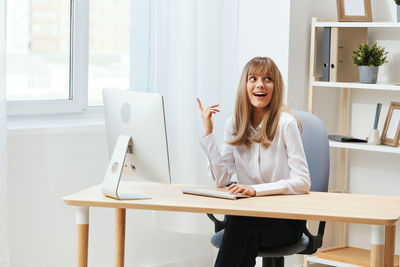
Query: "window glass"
88 0 130 106
6 0 70 101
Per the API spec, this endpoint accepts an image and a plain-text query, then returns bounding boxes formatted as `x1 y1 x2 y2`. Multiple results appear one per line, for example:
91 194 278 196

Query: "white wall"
238 0 291 89
1 0 10 265
7 129 214 267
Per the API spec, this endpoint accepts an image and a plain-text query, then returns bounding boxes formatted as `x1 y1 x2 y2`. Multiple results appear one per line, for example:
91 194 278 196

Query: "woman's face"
246 72 274 110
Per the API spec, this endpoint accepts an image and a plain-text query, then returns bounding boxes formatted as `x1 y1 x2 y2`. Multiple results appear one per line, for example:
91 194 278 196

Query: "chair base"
262 257 284 267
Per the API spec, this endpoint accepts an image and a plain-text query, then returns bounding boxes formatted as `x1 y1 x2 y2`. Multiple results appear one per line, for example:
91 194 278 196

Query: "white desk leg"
371 225 385 267
115 208 126 267
384 224 396 267
303 255 310 267
76 207 89 267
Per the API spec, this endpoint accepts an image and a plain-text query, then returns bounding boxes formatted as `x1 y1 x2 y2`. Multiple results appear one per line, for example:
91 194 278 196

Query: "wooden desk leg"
115 208 126 267
76 207 89 267
384 224 396 267
371 225 385 267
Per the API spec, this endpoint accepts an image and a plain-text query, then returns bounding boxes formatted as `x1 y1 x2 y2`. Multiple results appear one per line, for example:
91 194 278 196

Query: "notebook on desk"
182 188 250 200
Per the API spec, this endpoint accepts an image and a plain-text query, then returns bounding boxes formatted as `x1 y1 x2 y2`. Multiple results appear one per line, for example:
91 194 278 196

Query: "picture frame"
336 0 372 22
381 102 400 147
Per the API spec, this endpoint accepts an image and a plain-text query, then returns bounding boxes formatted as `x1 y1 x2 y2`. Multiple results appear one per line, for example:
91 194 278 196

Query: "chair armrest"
206 182 235 233
299 221 326 255
207 214 226 233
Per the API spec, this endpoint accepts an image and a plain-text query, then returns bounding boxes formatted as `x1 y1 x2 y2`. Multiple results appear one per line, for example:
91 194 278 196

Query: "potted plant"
396 0 400 22
352 42 389 84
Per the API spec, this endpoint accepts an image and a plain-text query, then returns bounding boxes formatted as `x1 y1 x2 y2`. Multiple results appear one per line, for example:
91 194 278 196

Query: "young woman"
197 56 311 267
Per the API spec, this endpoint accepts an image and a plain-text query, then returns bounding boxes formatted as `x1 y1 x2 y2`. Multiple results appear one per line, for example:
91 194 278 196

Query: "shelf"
315 22 400 28
308 246 400 267
307 255 363 267
313 81 400 91
329 140 400 154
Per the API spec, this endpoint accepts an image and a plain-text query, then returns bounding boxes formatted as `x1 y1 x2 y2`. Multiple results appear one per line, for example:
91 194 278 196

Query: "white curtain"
155 0 238 185
153 0 238 233
0 0 10 266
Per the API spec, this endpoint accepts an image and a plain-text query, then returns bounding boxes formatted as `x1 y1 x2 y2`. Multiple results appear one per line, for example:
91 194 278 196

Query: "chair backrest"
294 111 330 193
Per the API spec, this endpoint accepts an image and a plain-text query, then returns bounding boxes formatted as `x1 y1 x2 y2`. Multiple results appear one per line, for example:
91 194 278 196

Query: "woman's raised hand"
196 98 220 136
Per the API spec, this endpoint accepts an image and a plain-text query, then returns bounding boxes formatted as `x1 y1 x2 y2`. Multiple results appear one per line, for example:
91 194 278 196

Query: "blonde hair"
228 57 301 147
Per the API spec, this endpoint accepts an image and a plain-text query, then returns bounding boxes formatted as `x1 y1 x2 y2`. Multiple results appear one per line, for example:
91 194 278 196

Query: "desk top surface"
63 181 400 225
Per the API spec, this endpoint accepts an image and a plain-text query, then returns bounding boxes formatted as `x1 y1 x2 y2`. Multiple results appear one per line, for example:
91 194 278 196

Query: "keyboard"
182 188 250 200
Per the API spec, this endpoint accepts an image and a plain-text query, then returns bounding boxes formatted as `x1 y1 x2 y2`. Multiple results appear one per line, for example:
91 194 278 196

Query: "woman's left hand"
228 184 256 197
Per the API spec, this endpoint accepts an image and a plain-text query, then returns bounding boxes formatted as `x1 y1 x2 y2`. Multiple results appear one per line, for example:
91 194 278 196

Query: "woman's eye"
249 77 256 81
265 77 272 81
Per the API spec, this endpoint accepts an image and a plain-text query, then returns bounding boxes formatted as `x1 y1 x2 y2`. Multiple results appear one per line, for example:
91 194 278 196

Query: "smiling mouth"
253 93 267 97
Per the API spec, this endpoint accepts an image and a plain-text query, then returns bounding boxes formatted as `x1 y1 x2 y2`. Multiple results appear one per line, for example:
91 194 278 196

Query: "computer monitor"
101 88 171 199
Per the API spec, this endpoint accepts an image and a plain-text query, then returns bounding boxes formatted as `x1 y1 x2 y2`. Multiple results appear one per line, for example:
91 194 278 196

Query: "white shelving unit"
315 22 400 28
313 81 400 92
305 18 400 267
330 140 400 154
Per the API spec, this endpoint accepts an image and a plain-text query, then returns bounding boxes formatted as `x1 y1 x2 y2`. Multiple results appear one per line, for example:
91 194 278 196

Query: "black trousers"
214 216 305 267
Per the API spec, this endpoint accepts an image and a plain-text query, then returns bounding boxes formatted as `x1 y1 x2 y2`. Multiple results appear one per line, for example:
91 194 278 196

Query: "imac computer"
102 89 171 200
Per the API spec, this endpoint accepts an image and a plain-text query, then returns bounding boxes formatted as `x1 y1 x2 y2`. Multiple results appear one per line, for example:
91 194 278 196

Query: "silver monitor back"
103 89 171 186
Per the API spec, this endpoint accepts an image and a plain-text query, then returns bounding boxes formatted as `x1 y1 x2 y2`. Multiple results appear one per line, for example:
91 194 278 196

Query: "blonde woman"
197 57 311 267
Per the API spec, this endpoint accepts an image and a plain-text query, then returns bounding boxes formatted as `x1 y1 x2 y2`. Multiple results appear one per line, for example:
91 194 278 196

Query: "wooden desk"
63 181 400 267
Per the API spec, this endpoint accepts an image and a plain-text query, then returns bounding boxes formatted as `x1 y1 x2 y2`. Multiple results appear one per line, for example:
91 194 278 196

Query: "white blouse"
199 112 311 196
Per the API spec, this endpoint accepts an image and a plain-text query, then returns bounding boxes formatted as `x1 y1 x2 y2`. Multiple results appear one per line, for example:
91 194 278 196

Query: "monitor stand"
101 135 152 200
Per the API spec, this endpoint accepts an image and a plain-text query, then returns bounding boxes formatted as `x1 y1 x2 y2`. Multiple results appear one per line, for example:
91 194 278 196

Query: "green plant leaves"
352 42 389 66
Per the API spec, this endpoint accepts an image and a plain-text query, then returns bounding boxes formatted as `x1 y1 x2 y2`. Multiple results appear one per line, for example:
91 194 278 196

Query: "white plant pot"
359 66 379 84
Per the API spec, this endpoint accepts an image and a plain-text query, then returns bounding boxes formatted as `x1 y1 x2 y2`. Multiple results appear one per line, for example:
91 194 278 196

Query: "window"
6 0 71 101
6 0 151 116
6 0 88 115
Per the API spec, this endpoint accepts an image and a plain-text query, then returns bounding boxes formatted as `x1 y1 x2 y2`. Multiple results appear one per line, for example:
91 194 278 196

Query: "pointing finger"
208 104 220 109
196 98 204 111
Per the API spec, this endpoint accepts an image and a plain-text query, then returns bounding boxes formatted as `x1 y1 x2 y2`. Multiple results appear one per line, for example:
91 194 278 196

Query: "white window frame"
7 0 89 116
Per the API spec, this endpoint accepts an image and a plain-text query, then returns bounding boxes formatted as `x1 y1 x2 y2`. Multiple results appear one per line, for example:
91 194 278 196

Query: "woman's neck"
251 108 268 129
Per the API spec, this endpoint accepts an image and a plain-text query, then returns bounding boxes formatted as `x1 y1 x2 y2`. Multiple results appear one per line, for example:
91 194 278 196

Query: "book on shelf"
322 27 331 81
328 135 367 143
320 27 367 82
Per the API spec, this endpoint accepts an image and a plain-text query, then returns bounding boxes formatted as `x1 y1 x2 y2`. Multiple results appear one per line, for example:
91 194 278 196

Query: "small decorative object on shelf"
336 0 372 22
368 103 382 145
396 0 400 22
352 42 389 83
381 102 400 146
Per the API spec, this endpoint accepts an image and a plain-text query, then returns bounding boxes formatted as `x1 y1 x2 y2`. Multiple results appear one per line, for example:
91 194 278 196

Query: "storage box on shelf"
305 18 400 267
